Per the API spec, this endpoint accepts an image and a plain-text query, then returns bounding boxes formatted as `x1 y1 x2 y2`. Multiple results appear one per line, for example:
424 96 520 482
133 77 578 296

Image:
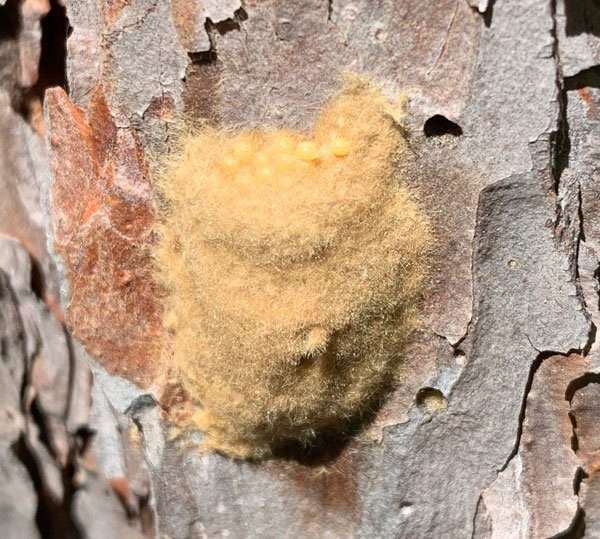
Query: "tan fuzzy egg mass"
154 80 431 459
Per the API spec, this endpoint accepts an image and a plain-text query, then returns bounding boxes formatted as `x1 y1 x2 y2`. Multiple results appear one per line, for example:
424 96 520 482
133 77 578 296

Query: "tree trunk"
1 0 600 537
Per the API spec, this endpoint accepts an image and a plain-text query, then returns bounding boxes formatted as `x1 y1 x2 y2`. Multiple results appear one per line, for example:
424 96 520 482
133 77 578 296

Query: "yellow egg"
257 166 274 181
275 135 295 152
164 310 179 331
295 141 320 161
221 154 238 172
236 170 253 186
254 152 269 166
233 140 253 162
330 136 351 157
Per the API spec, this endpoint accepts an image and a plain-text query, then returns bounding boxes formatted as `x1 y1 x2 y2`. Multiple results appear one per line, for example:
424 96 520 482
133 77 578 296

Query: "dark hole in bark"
564 65 600 91
0 0 20 41
564 0 600 38
29 257 45 301
36 0 69 93
188 50 218 64
423 115 463 137
466 0 495 27
565 372 600 402
415 387 447 408
482 0 496 27
574 467 588 497
214 8 248 34
565 505 587 539
196 7 248 65
13 398 80 538
19 0 69 123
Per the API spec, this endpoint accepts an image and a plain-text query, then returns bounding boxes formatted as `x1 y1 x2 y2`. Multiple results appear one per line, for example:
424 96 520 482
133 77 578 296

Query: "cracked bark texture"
0 0 154 537
2 0 600 537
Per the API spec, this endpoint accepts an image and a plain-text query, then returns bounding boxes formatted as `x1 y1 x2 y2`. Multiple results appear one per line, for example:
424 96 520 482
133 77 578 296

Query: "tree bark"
1 0 600 537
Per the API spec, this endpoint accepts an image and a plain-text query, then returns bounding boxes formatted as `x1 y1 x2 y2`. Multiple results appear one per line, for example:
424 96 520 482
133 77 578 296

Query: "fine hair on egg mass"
154 77 431 459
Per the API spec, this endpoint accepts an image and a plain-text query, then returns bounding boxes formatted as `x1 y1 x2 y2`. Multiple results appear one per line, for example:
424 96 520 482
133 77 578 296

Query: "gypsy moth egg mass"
154 79 431 459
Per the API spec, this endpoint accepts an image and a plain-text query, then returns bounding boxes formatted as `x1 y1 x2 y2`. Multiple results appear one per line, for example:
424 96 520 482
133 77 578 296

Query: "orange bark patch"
45 87 163 387
578 88 598 119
